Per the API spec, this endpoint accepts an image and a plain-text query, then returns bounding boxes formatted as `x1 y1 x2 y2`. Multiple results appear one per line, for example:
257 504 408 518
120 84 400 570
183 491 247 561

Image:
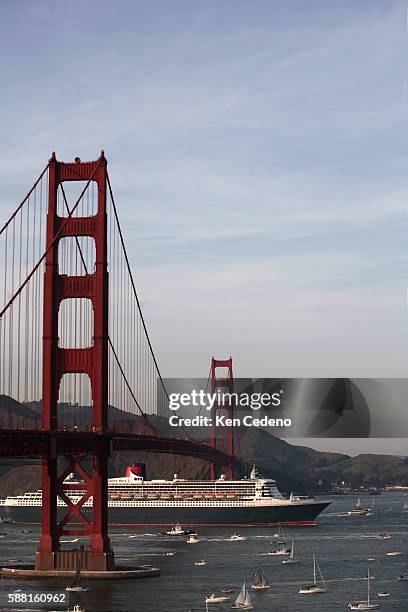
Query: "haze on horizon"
0 1 407 457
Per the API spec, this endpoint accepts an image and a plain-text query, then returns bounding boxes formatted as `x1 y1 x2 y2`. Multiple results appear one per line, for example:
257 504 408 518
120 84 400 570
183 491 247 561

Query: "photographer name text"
169 414 292 428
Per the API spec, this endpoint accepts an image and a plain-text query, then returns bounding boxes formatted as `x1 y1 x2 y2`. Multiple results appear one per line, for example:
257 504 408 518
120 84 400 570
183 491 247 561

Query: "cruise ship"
0 465 330 527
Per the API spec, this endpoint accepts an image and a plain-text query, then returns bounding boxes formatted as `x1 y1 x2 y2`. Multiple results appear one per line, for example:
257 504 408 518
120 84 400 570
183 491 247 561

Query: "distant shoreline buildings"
383 484 408 491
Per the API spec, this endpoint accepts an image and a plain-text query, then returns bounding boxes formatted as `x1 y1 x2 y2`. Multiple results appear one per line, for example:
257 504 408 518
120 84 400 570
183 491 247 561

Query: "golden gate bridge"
0 152 240 575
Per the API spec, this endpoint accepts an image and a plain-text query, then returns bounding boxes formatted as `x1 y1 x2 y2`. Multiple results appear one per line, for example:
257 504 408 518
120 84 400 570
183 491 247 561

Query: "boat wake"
206 537 228 542
60 538 79 543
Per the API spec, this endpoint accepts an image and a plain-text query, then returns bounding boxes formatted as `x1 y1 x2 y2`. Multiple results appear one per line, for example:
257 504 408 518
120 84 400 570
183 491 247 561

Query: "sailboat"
251 568 270 590
267 527 290 555
272 521 286 544
231 580 253 609
282 538 300 564
403 500 408 511
347 568 379 609
348 498 369 517
298 555 326 594
65 560 89 592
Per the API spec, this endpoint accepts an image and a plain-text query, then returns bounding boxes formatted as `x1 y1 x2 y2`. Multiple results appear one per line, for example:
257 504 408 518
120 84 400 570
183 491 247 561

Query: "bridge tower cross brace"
36 152 113 571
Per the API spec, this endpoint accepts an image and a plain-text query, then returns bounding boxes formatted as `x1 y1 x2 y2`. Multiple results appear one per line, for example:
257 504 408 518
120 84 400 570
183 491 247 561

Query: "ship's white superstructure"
0 465 330 526
0 466 313 509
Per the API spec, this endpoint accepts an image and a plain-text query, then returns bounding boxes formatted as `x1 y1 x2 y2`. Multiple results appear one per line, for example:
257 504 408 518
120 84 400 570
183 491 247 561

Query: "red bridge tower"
209 357 235 480
36 153 113 571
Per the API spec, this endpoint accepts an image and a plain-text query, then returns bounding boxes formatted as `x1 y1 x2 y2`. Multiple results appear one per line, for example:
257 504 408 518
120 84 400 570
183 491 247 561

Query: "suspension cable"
106 173 198 442
108 337 156 433
106 174 169 401
0 159 101 319
0 164 49 238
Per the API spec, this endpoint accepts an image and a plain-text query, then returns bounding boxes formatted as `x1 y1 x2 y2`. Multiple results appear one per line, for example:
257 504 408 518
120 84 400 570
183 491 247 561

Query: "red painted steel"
37 152 112 571
210 357 234 480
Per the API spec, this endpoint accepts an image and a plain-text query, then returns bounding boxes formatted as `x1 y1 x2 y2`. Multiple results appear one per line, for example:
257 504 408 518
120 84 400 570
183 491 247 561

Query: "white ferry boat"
0 465 330 527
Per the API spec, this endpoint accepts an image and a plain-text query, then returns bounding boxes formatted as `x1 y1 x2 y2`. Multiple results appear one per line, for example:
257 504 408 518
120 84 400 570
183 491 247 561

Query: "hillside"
311 453 408 489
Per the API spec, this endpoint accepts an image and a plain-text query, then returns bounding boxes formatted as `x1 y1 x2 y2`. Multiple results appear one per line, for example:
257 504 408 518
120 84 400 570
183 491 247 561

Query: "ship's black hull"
0 501 330 526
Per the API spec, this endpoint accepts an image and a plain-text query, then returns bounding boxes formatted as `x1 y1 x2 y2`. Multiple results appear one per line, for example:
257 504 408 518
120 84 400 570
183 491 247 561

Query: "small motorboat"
195 559 206 566
223 587 234 594
205 594 230 603
165 523 186 536
367 557 376 562
386 551 402 556
226 533 247 542
165 551 176 556
267 545 290 556
377 592 390 598
251 568 270 590
398 570 408 581
186 534 199 544
378 532 391 540
66 560 89 593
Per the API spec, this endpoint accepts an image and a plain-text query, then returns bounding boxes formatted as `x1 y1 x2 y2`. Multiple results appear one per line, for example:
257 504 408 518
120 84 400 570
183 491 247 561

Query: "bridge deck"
0 429 241 468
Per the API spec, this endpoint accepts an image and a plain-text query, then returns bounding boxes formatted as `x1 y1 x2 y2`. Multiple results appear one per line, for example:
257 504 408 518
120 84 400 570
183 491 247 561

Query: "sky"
0 1 407 455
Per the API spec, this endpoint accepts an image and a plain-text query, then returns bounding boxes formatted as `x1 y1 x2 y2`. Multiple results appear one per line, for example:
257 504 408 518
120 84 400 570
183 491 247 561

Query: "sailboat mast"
313 554 316 584
367 568 370 605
